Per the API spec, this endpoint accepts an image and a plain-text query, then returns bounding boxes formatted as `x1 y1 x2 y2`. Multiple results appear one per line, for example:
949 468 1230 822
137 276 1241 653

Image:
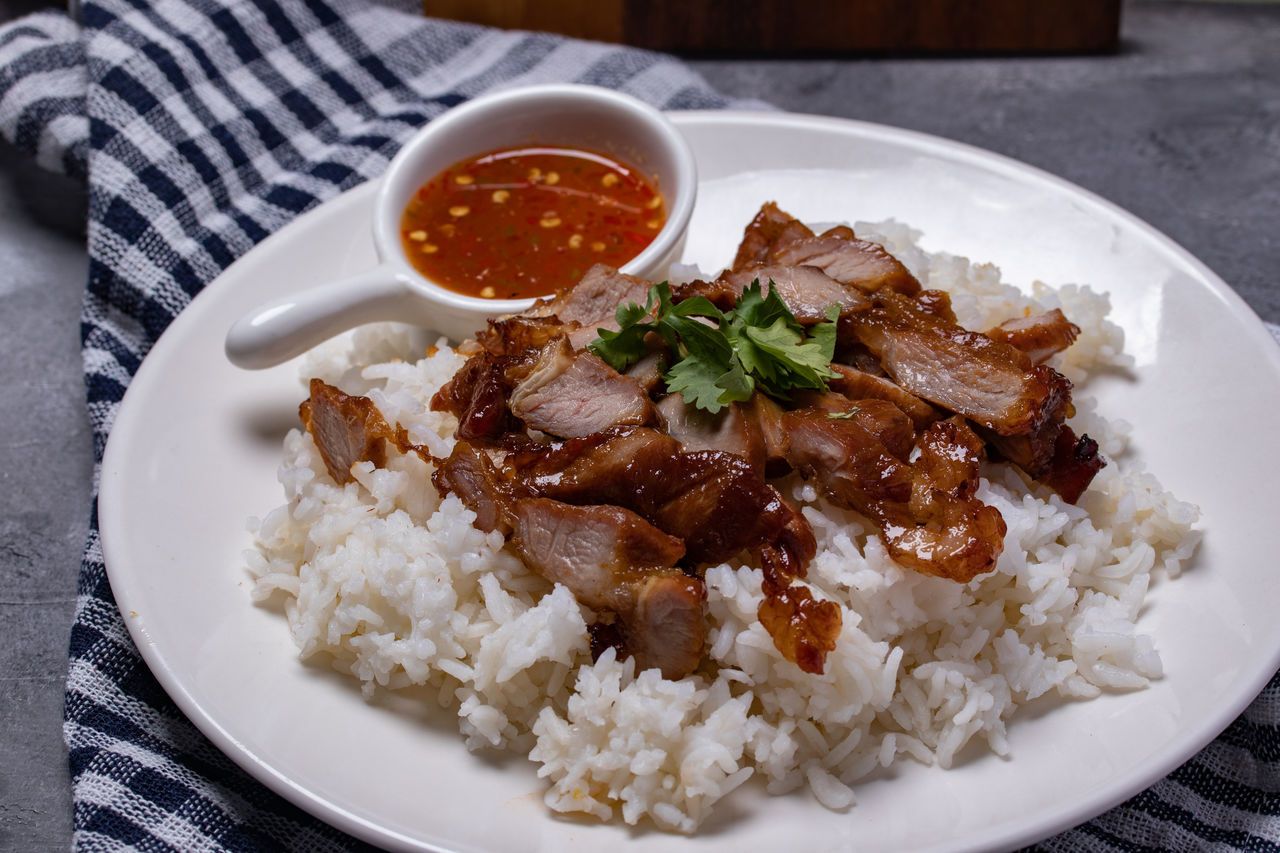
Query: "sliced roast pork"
1031 425 1106 505
846 290 1073 439
300 379 432 483
431 441 525 535
732 201 817 268
476 314 571 357
429 350 520 441
503 425 839 674
506 426 814 571
526 263 655 331
986 308 1081 363
512 498 705 680
771 231 922 297
508 337 657 438
434 447 707 679
433 336 658 442
732 201 921 297
655 394 766 472
851 294 1097 494
673 263 870 325
826 363 939 429
781 407 1005 582
512 499 687 607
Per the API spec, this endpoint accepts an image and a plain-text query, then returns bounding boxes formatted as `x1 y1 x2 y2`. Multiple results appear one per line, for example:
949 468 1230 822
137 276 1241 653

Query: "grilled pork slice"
300 379 431 483
986 308 1081 363
301 379 395 483
506 426 814 571
526 263 654 330
733 202 922 297
782 408 1005 582
782 407 914 508
757 583 843 677
743 392 791 475
911 287 959 324
442 270 660 442
729 203 1097 500
869 493 1006 583
732 201 816 269
655 394 766 472
430 350 520 441
436 339 838 675
848 290 1073 439
788 392 917 463
771 230 922 297
624 574 709 681
497 264 661 352
847 291 1105 498
506 425 838 675
431 441 524 535
1029 425 1106 505
623 348 668 394
434 448 707 679
436 431 829 673
508 337 657 438
434 335 658 442
827 363 939 430
477 314 570 357
513 498 705 680
672 263 870 325
913 417 987 499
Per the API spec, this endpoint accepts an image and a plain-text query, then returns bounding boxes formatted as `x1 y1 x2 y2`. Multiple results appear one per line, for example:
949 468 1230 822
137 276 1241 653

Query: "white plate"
99 111 1280 852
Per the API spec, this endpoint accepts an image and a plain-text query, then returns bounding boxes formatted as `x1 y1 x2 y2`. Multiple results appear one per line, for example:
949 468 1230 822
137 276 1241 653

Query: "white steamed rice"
244 219 1201 833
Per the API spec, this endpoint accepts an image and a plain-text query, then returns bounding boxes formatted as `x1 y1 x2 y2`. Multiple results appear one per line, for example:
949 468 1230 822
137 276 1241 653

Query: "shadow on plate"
234 398 303 451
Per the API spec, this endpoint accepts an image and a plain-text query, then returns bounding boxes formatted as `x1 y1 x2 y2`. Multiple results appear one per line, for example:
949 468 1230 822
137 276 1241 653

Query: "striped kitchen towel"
0 0 1277 849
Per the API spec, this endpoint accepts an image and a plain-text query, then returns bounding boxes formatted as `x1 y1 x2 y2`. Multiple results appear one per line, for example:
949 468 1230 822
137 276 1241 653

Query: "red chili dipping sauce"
400 145 667 300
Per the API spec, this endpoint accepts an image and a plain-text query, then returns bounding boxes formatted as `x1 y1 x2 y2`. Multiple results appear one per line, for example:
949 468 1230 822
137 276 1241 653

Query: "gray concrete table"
2 1 1276 849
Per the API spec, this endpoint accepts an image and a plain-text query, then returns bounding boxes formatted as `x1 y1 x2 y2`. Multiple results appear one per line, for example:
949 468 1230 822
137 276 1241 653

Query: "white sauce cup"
225 84 697 369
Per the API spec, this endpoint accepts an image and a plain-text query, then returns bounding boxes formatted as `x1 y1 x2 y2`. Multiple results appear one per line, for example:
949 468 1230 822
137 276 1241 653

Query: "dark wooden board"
422 0 1122 54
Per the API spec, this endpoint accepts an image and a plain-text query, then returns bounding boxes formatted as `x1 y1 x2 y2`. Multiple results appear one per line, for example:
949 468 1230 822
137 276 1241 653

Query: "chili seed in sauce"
399 145 667 300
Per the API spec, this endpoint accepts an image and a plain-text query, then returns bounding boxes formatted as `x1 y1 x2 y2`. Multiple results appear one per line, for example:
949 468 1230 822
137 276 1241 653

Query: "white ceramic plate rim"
99 110 1280 853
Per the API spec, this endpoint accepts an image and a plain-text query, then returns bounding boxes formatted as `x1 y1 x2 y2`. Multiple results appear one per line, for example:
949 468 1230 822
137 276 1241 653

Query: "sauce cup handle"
224 264 417 369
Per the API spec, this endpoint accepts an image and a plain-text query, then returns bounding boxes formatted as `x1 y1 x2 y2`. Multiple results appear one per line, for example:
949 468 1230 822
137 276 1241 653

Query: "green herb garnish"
589 280 840 414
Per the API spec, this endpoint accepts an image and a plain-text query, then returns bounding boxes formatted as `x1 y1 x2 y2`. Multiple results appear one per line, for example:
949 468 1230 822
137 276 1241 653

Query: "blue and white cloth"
1 1 1277 849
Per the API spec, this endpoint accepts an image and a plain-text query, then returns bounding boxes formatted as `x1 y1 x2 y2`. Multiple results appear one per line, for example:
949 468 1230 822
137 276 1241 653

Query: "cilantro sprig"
589 280 839 414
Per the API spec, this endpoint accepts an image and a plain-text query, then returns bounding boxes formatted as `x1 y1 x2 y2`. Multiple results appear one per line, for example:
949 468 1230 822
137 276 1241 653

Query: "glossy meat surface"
430 350 519 440
773 233 922 297
733 202 921 296
781 407 1005 582
300 379 431 483
513 498 688 610
827 363 939 429
987 308 1081 363
732 201 816 269
507 426 812 571
675 263 870 325
509 337 657 438
729 204 1094 501
847 290 1073 438
526 263 654 330
434 444 709 679
655 394 766 472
